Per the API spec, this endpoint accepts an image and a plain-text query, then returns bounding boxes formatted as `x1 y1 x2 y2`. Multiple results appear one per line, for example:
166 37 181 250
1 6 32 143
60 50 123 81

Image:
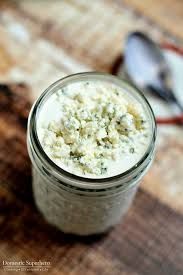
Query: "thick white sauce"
37 80 151 178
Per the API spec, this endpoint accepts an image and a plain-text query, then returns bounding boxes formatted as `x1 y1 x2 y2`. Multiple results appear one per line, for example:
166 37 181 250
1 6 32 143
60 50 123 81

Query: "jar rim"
28 72 156 187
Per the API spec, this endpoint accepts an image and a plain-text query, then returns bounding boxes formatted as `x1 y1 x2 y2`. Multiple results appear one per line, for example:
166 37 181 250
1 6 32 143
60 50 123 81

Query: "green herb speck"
101 167 107 174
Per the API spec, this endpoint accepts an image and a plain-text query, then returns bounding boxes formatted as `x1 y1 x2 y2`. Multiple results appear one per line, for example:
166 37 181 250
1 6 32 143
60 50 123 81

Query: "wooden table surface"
0 1 183 275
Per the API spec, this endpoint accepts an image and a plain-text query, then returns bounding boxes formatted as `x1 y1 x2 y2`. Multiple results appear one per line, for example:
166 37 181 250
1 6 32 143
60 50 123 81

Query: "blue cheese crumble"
38 81 150 178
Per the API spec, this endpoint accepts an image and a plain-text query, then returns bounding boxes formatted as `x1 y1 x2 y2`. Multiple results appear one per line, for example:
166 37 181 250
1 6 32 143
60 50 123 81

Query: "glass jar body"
32 166 140 235
27 72 156 235
28 134 154 235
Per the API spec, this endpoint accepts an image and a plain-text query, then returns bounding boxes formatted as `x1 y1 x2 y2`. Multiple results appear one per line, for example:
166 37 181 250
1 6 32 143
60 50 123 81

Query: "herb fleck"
101 167 107 174
129 147 135 153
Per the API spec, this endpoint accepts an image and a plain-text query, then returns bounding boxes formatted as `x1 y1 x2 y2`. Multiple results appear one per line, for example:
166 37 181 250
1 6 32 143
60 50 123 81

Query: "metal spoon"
124 31 183 112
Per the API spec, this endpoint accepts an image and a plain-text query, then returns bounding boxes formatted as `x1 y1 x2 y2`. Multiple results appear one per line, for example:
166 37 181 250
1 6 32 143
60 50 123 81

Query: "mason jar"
27 72 156 236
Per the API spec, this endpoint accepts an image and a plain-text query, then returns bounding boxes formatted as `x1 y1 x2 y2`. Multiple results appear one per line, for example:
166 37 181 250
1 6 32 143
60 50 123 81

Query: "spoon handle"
148 85 183 113
172 96 183 113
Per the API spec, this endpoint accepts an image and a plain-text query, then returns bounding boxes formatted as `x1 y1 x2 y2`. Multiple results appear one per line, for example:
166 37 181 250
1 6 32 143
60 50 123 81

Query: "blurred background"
0 1 182 275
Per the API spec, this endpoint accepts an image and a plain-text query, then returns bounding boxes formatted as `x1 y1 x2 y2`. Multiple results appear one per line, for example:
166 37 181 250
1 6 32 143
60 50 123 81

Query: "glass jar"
27 72 156 236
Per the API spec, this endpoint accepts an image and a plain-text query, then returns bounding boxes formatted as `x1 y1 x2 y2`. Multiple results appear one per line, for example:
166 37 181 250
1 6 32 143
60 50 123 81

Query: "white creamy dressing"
37 80 151 178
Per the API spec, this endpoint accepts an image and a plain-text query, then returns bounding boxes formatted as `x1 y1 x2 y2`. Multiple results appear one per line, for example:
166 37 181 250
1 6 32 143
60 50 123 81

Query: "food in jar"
37 80 151 178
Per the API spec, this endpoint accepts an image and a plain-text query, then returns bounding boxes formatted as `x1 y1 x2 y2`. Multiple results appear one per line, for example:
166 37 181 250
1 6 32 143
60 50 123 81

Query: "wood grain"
0 0 182 214
0 86 182 275
3 0 176 72
123 0 183 40
0 1 182 274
